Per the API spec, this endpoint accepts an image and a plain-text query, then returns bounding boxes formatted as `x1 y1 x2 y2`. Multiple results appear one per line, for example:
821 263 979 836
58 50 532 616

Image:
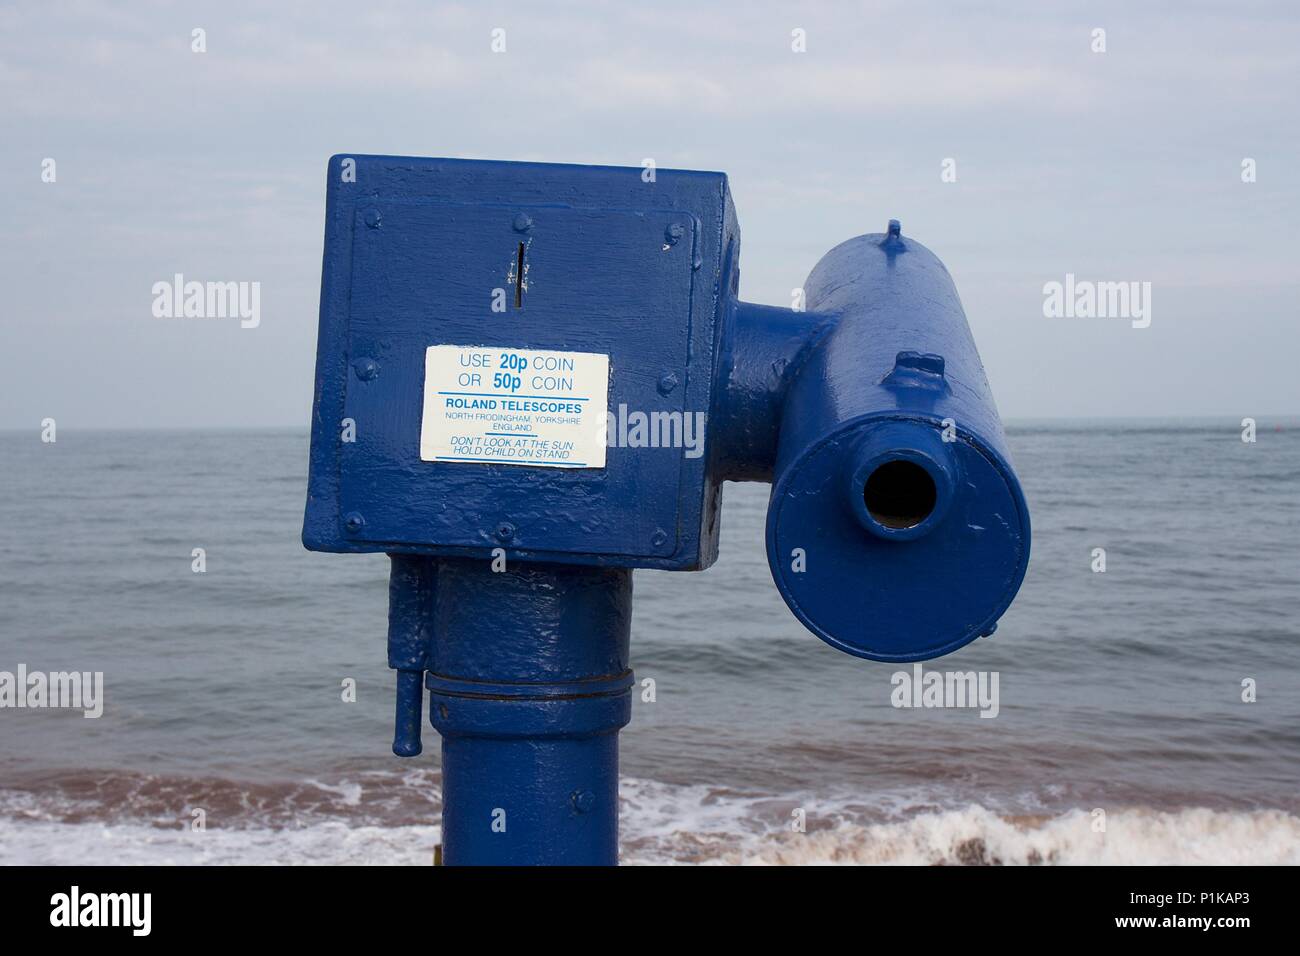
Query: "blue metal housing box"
303 155 737 570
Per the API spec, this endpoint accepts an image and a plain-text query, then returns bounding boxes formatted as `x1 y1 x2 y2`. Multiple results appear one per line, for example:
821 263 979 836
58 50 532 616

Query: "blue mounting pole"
389 556 632 865
429 560 631 865
303 156 1030 866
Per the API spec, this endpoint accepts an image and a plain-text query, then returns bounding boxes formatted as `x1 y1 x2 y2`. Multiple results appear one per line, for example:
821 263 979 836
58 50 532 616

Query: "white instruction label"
420 345 609 468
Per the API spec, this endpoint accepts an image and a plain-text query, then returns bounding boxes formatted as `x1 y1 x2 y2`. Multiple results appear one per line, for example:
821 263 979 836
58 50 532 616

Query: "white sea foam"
0 819 443 866
301 778 365 807
637 804 1300 866
622 778 1300 864
2 776 1296 865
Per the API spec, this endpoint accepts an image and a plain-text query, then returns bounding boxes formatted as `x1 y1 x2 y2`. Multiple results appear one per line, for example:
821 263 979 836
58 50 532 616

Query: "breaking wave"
1 771 1295 865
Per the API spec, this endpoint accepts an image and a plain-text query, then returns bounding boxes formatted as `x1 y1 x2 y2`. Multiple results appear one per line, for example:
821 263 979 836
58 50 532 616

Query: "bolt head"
512 213 534 232
571 790 596 814
343 512 365 534
495 522 515 542
664 222 685 246
656 371 678 396
354 358 379 381
364 208 382 228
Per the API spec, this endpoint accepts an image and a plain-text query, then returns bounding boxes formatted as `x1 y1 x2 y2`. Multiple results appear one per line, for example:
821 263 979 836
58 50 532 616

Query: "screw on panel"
364 208 382 228
495 522 515 543
663 222 686 248
512 213 534 233
354 358 379 381
344 512 366 534
571 790 596 814
657 372 679 396
650 528 668 548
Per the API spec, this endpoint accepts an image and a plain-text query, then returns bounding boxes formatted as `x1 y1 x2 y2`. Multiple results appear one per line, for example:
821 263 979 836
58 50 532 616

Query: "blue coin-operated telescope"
303 155 1030 865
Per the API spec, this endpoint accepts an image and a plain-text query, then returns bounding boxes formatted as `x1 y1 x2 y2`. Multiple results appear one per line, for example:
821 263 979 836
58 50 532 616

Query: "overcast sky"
2 0 1297 428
